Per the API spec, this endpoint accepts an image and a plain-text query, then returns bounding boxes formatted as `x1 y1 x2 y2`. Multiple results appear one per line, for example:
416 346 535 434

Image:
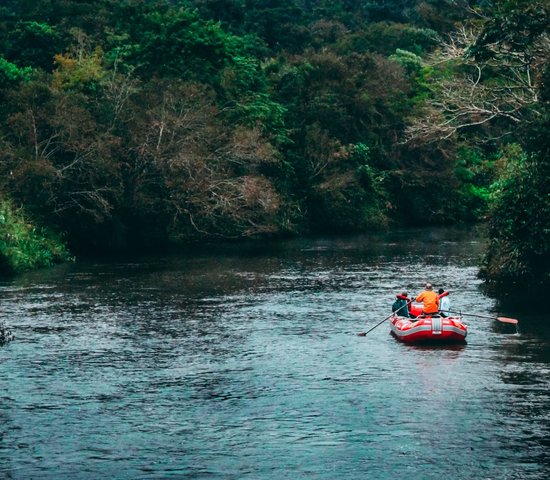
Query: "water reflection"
0 227 549 479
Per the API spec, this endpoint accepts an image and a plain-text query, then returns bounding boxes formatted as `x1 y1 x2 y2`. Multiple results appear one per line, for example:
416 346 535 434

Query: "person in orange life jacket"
413 283 439 316
438 288 450 317
392 291 414 318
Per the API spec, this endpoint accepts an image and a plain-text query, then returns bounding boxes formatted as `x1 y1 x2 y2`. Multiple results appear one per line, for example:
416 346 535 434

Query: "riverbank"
0 200 72 275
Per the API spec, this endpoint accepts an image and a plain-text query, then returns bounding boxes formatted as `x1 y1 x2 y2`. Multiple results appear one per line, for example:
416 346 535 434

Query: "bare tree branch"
404 24 546 144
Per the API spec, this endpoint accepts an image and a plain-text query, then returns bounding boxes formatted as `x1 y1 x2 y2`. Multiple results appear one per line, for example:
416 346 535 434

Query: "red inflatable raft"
390 304 467 344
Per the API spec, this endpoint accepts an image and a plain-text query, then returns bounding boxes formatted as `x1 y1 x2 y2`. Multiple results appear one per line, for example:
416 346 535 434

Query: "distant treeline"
0 0 548 290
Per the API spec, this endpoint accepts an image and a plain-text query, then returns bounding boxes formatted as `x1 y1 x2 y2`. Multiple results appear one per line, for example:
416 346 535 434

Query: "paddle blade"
357 332 367 336
497 317 519 325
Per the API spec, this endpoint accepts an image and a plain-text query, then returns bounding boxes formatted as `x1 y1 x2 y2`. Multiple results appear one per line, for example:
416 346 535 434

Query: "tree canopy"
0 0 547 290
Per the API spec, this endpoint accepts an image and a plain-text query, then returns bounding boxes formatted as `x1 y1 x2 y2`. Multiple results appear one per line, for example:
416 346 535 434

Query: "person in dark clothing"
392 291 414 318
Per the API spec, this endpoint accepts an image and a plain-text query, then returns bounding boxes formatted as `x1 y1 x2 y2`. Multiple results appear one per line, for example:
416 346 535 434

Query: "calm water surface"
1 227 549 479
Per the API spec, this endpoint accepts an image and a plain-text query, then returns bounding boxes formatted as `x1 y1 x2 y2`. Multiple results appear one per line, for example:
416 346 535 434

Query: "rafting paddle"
357 301 409 336
446 310 519 325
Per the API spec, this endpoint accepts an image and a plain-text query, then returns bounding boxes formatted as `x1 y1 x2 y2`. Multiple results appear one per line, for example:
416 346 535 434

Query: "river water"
0 227 548 479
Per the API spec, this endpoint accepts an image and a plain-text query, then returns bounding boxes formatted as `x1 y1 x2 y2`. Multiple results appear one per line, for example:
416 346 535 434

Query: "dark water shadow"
403 342 467 352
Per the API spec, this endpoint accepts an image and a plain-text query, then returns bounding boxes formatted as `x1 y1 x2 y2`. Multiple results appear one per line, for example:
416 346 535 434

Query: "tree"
6 21 60 71
124 79 288 240
1 47 124 248
0 57 32 90
403 24 544 144
401 0 549 291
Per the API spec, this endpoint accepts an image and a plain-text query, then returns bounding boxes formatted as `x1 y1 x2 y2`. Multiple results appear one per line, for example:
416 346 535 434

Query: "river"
0 227 548 479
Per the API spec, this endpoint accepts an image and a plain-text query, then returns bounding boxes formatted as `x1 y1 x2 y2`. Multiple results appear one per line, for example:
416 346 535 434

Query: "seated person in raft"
392 292 415 318
412 283 440 317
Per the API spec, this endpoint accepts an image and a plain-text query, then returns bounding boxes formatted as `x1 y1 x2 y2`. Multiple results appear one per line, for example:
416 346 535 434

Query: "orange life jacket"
415 290 439 314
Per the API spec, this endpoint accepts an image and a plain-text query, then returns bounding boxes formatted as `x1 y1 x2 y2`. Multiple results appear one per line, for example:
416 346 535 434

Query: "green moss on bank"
0 200 72 274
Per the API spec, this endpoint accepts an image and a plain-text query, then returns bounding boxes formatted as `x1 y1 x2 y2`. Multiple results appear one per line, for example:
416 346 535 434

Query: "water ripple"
0 228 548 479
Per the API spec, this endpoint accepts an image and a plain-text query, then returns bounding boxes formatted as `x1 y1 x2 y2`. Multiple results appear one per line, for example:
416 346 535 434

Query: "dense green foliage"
481 143 549 290
0 199 71 274
473 0 550 292
0 0 547 290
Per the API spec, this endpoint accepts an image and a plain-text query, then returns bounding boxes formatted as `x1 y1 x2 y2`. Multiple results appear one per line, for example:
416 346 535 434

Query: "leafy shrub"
480 143 550 291
0 57 32 89
0 200 72 274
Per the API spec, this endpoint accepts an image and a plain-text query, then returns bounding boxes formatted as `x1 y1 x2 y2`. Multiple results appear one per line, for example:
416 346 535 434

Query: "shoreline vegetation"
0 200 72 275
0 1 547 290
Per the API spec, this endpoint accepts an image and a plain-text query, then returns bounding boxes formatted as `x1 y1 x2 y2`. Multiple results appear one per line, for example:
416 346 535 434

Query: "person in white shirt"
438 288 451 317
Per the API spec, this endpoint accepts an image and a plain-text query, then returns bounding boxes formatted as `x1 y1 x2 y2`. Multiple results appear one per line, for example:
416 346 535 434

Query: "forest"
0 0 548 293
